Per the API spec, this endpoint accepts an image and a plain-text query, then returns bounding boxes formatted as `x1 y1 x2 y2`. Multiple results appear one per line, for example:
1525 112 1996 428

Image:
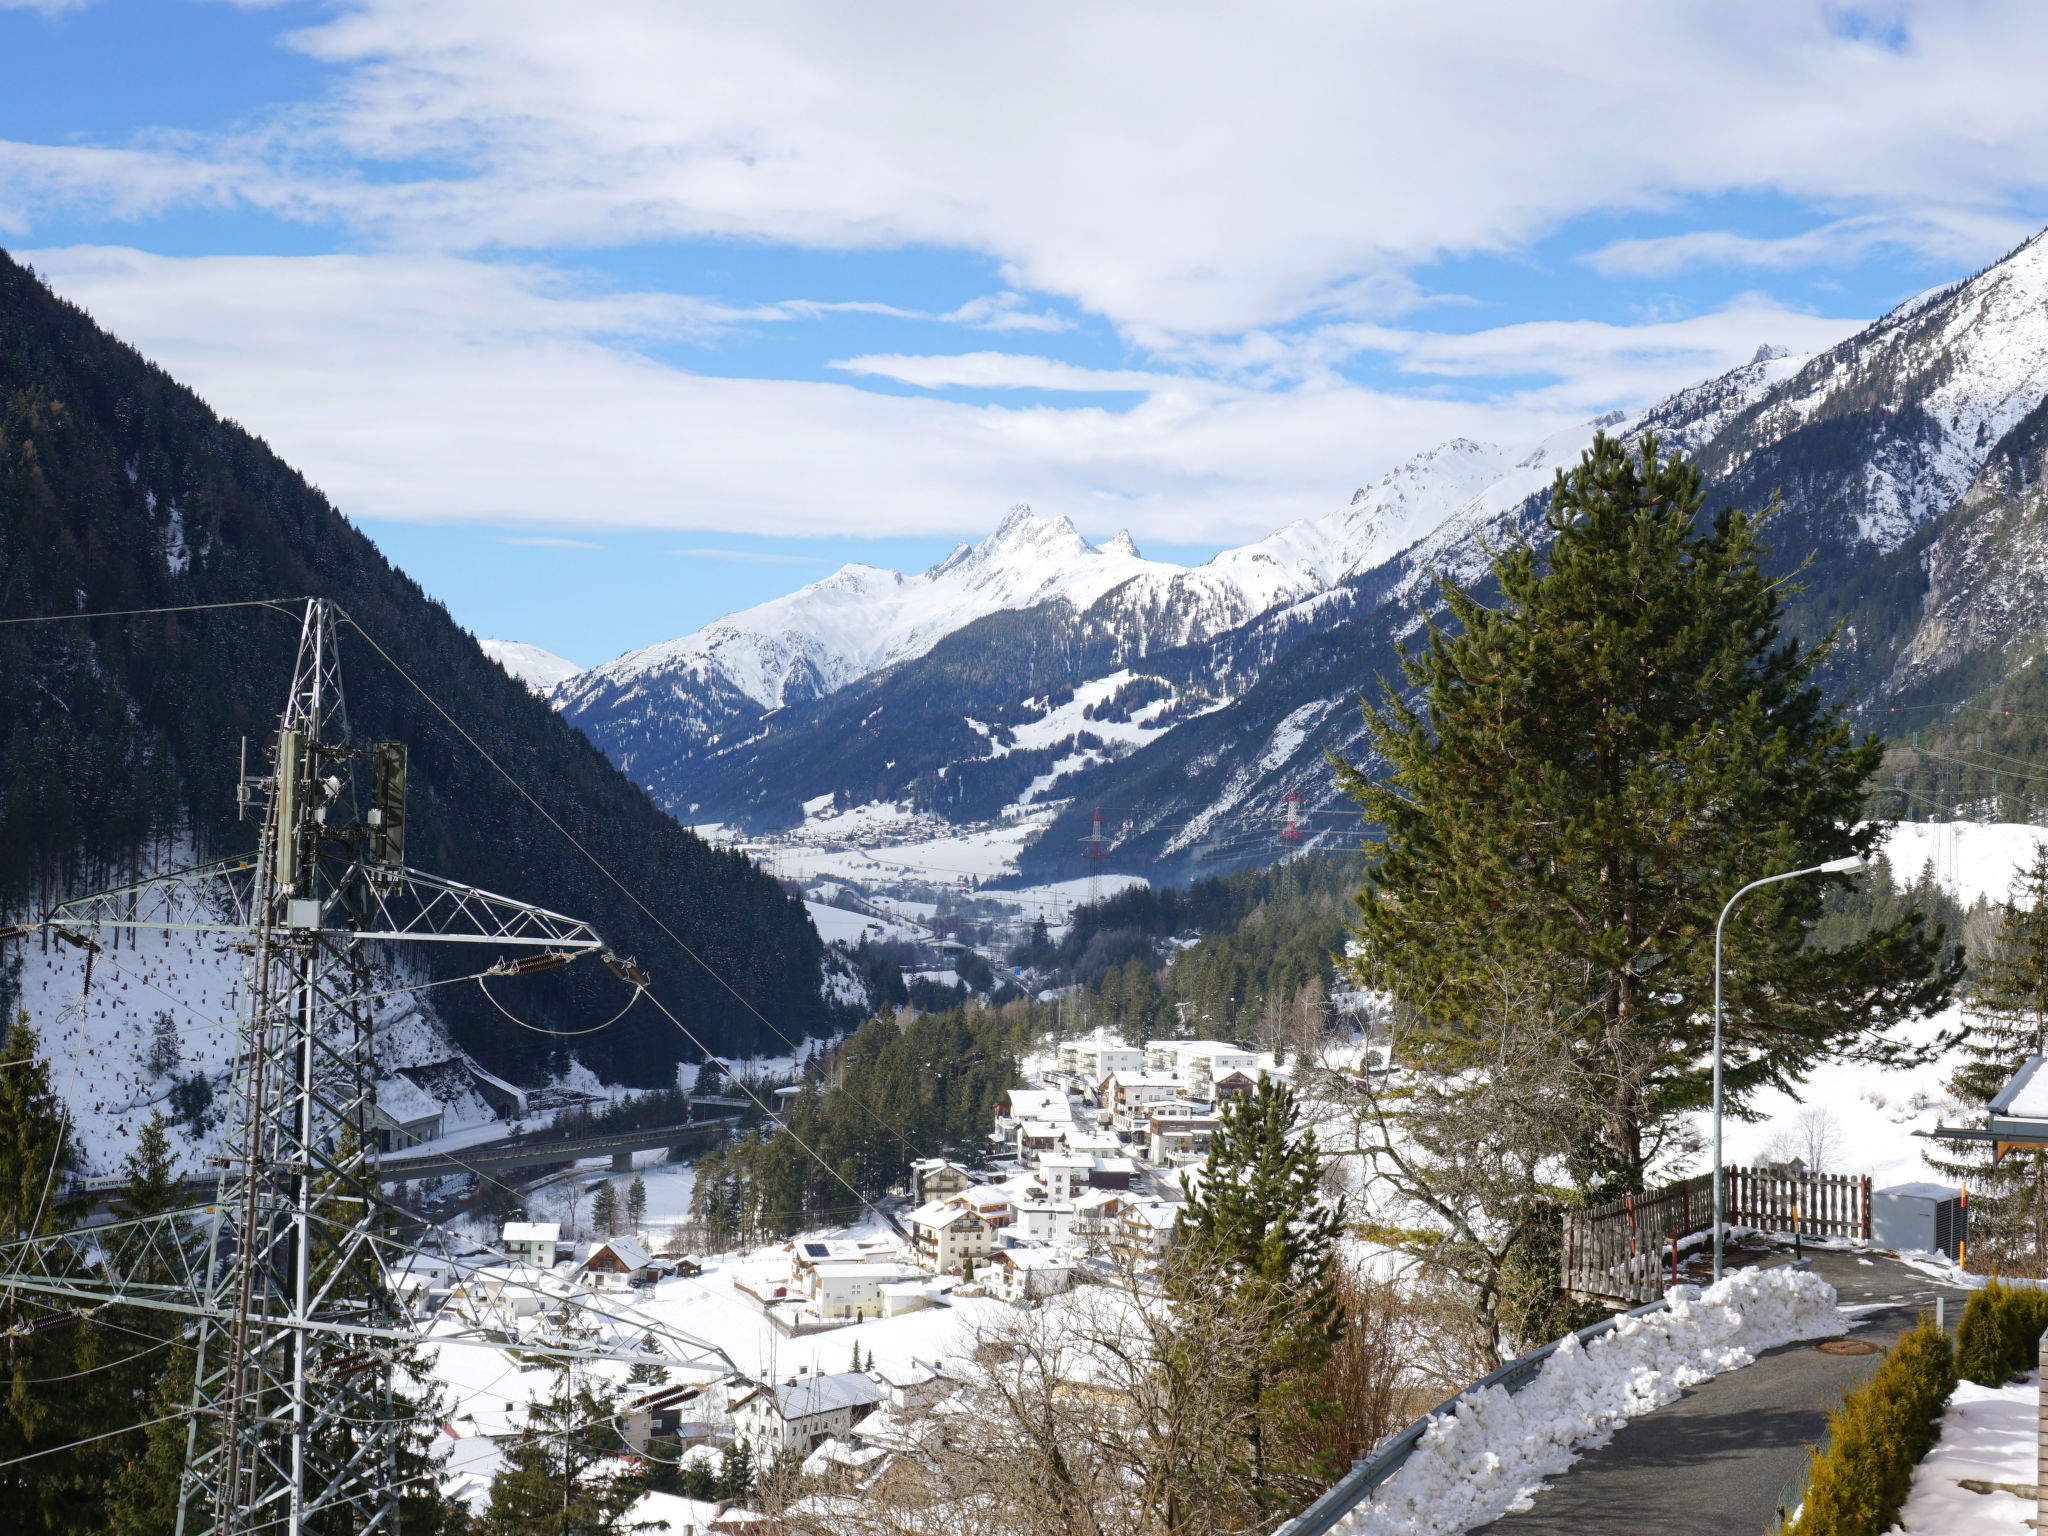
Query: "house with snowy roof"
988 1245 1077 1302
908 1193 1008 1273
908 1158 975 1205
1145 1041 1257 1096
500 1222 561 1268
577 1235 653 1291
370 1073 445 1150
730 1370 886 1455
1110 1203 1180 1268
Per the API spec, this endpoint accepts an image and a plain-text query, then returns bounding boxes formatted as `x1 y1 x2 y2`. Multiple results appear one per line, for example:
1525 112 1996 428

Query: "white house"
1111 1203 1180 1267
500 1222 560 1268
1036 1153 1093 1202
1000 1088 1074 1129
1016 1120 1070 1164
871 1360 952 1415
1014 1200 1076 1247
1059 1033 1147 1082
1147 1113 1220 1165
989 1246 1077 1302
1107 1072 1188 1130
578 1235 653 1291
809 1261 928 1320
1145 1041 1257 1096
731 1371 886 1455
908 1159 974 1205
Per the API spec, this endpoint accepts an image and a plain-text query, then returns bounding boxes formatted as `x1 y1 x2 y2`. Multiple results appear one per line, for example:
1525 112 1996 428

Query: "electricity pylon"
0 599 728 1535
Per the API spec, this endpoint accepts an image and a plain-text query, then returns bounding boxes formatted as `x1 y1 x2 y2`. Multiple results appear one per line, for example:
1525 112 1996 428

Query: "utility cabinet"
1871 1182 1967 1261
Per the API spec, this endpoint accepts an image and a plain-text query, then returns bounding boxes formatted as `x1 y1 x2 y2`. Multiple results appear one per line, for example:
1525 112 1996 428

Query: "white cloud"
830 352 1171 392
496 535 601 549
23 246 1863 548
8 2 2043 337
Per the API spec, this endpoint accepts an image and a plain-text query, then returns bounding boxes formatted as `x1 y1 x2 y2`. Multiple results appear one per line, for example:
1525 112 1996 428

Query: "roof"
1092 1156 1137 1173
812 1261 924 1282
584 1236 652 1271
374 1074 444 1125
502 1222 560 1243
909 1200 979 1230
994 1246 1074 1270
1039 1153 1092 1170
1109 1071 1183 1089
1992 1055 2048 1118
1157 1039 1254 1058
1877 1182 1964 1201
739 1371 886 1422
954 1187 1010 1210
1123 1203 1180 1230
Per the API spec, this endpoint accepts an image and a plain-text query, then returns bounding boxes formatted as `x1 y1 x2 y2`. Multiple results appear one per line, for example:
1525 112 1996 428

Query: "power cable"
339 610 933 1167
475 975 644 1037
0 1408 186 1471
0 598 307 627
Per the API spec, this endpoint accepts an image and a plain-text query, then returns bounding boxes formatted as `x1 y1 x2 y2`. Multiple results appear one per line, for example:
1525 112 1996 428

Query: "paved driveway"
1475 1248 1973 1535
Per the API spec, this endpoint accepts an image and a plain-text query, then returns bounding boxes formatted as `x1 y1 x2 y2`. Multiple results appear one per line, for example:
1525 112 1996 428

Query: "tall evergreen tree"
592 1180 618 1237
1337 433 1957 1191
481 1368 643 1536
1930 846 2048 1273
626 1174 647 1233
1171 1074 1345 1508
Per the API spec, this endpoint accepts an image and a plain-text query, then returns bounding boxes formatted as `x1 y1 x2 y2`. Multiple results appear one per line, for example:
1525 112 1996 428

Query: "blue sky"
6 1 2048 665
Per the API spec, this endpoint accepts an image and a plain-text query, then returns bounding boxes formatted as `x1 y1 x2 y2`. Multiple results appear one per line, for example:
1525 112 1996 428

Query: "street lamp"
1712 853 1865 1281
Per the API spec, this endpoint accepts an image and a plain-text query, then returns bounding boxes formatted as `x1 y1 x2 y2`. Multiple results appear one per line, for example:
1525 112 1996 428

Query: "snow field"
1897 1372 2040 1535
1336 1265 1846 1536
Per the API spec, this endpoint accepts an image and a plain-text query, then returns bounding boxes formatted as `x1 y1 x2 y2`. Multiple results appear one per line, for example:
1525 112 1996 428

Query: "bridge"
72 1105 749 1202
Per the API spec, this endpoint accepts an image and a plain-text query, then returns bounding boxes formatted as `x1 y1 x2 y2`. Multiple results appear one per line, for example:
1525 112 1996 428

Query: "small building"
809 1261 928 1320
1089 1155 1137 1191
870 1360 951 1415
578 1235 653 1291
877 1281 931 1317
1014 1200 1075 1247
622 1383 711 1455
1016 1120 1069 1165
1210 1069 1258 1104
1147 1114 1220 1166
988 1245 1077 1302
500 1221 561 1269
730 1371 886 1455
909 1158 975 1206
371 1073 445 1151
1000 1088 1074 1128
1106 1072 1188 1130
1110 1203 1180 1267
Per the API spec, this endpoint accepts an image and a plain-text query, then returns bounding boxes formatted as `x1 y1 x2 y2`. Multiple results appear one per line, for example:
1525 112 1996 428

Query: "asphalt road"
1475 1245 1974 1536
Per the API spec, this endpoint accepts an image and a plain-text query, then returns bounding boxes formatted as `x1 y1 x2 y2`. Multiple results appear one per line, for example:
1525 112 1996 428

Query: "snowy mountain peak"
480 637 581 692
1104 529 1143 559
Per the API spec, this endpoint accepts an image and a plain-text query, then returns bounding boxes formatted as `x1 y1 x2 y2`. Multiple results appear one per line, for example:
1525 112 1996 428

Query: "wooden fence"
1562 1167 1871 1304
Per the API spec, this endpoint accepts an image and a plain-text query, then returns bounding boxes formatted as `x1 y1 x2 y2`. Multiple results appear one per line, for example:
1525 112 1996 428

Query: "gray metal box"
1872 1182 1966 1260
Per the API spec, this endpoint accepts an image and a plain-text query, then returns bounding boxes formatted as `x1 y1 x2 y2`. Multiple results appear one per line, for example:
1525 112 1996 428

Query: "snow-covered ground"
1335 1266 1847 1536
1897 1372 2040 1535
1882 821 2048 910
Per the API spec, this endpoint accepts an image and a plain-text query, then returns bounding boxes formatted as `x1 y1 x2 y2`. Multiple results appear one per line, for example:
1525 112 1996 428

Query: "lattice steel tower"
0 599 727 1536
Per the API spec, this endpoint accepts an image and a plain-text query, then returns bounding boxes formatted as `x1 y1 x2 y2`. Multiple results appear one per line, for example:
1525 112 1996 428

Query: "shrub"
1788 1317 1956 1535
1953 1278 2048 1386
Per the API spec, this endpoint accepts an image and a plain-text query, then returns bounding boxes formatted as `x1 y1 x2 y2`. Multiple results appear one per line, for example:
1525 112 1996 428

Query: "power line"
0 598 307 627
0 1408 186 1471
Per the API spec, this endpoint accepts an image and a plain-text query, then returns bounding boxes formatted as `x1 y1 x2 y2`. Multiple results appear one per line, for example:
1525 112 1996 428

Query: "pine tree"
144 1010 180 1079
626 1174 647 1233
1337 432 1958 1191
627 1331 668 1387
1170 1073 1346 1507
592 1181 618 1237
481 1369 643 1535
1930 846 2048 1273
715 1441 755 1503
103 1336 195 1536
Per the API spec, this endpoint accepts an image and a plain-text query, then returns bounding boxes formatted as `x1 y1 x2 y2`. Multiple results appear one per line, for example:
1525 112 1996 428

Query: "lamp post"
1712 854 1865 1282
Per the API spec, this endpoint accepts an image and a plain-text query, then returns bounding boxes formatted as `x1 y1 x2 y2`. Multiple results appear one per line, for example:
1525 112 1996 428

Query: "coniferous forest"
0 251 832 1083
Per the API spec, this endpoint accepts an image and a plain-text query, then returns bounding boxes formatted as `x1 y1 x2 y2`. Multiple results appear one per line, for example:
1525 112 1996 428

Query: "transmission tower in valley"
1279 787 1304 848
1081 805 1107 906
0 599 728 1536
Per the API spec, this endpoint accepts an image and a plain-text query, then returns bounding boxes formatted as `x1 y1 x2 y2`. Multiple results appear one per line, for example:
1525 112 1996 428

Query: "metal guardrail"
1277 1259 1813 1536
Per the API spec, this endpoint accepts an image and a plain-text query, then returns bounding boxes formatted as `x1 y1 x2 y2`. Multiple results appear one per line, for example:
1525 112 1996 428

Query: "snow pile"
1896 1372 2038 1536
1335 1265 1844 1536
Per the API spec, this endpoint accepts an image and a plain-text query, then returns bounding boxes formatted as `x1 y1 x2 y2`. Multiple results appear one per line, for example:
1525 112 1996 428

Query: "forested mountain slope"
0 250 831 1085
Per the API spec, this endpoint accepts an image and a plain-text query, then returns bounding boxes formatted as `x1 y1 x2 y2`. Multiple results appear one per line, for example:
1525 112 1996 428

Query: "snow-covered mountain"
480 637 582 692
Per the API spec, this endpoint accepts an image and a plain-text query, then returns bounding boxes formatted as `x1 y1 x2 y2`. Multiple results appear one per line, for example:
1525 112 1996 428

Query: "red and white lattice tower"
1082 805 1106 905
1280 787 1304 846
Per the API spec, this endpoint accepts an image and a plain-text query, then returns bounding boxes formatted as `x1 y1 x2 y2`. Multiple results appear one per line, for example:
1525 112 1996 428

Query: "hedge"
1786 1317 1955 1536
1953 1277 2048 1387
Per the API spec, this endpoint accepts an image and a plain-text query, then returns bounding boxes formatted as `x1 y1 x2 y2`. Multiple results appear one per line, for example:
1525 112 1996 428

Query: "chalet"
621 1383 712 1455
1070 1189 1127 1251
1210 1068 1259 1103
1000 1088 1074 1127
908 1199 995 1273
988 1246 1077 1302
578 1235 653 1291
1015 1120 1069 1164
731 1370 886 1455
499 1222 560 1268
908 1158 974 1205
870 1360 952 1415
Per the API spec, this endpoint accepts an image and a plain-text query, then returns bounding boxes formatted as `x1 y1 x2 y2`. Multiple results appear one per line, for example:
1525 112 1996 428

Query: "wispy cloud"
666 548 825 564
830 352 1172 392
496 534 601 548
